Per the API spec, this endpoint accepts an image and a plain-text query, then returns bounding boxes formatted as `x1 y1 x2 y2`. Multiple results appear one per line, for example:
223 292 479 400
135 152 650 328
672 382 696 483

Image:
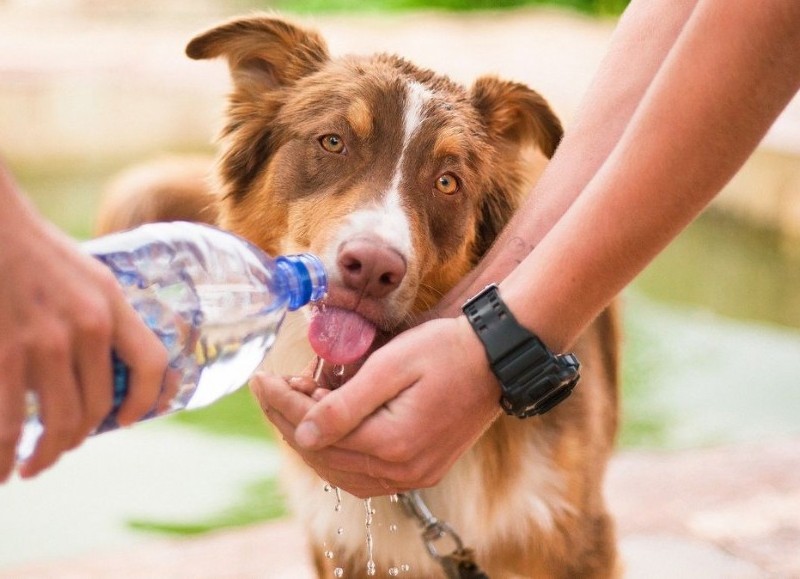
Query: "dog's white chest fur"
280 427 568 577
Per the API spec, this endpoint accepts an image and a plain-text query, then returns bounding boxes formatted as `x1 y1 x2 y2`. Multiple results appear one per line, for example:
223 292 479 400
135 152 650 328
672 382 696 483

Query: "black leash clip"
398 491 490 579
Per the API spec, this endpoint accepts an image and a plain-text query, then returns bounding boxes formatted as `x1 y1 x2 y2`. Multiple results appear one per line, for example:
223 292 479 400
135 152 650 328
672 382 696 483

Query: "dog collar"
462 284 580 418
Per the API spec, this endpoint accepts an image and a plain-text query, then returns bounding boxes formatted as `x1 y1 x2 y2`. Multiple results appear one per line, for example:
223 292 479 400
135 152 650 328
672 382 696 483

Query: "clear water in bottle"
17 222 326 461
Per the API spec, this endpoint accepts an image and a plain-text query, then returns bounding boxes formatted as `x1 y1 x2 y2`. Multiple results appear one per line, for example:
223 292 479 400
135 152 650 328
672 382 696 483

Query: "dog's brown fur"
97 15 620 578
95 155 218 236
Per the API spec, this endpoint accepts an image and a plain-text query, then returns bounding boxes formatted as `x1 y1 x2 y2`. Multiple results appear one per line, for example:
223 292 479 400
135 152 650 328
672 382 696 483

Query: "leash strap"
398 491 491 579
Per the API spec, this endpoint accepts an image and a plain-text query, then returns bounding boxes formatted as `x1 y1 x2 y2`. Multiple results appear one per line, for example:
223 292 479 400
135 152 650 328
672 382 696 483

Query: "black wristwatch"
462 284 580 418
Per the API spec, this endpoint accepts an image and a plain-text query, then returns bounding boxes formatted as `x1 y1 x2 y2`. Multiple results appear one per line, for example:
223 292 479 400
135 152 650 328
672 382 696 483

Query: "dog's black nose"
337 239 406 299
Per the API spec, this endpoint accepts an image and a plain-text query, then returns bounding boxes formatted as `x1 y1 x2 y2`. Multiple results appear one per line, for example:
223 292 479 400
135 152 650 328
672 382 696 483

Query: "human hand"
0 167 167 481
251 316 502 498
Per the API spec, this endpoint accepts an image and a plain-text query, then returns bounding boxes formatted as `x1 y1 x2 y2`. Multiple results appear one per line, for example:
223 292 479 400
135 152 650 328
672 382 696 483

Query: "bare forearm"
503 0 800 351
437 0 698 315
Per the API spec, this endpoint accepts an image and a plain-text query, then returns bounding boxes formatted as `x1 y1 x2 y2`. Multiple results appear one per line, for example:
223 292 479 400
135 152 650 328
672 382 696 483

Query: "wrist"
498 276 573 353
454 314 504 407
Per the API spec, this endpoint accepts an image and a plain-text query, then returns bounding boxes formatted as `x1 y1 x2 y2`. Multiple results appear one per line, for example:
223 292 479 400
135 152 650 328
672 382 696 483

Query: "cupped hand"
0 165 167 481
251 316 502 498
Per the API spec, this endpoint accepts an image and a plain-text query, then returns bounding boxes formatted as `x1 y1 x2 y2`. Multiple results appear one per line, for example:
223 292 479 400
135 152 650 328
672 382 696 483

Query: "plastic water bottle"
17 221 327 460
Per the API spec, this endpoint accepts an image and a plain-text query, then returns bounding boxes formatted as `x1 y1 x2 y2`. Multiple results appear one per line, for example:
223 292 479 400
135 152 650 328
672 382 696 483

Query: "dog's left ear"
471 76 562 159
186 15 330 94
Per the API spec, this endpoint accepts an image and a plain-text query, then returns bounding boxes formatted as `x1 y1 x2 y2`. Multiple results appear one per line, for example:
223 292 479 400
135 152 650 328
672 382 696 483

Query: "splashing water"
314 356 326 383
364 498 376 576
323 482 344 512
334 487 343 512
321 486 413 576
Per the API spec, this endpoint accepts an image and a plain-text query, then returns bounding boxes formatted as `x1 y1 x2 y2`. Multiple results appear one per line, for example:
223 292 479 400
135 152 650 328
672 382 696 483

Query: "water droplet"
325 550 334 559
313 357 325 384
334 568 344 577
389 494 399 503
324 483 332 493
333 364 345 377
366 561 376 576
334 503 342 512
337 527 344 535
389 524 398 533
400 564 410 572
389 568 399 577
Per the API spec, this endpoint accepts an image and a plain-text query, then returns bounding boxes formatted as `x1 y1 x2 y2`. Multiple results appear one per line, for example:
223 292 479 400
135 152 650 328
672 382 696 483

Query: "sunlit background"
1 0 799 573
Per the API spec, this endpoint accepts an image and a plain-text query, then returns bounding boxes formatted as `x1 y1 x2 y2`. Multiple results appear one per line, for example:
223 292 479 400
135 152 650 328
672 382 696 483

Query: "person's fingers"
19 325 82 478
250 373 316 426
0 346 25 482
111 297 167 426
72 306 114 438
286 375 320 396
311 388 330 401
250 373 411 497
256 365 424 464
294 350 417 450
154 367 182 415
273 420 405 497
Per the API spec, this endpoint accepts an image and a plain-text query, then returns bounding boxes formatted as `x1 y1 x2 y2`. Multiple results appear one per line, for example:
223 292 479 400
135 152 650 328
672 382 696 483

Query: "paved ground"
1 4 799 577
4 436 798 578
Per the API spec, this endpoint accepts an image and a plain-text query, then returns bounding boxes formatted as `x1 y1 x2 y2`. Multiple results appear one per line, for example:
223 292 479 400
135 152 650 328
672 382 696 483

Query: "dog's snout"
337 239 407 299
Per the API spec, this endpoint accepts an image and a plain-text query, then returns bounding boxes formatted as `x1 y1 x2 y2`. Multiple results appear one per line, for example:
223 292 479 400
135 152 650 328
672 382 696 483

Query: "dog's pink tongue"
308 307 377 365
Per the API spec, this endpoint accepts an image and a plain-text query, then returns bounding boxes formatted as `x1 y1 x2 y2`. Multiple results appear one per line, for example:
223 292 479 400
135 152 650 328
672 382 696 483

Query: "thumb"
294 349 409 450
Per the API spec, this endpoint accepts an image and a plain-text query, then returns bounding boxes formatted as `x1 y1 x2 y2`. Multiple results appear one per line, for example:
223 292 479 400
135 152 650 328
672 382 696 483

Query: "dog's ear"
469 77 562 260
186 15 330 93
471 76 562 159
185 16 330 204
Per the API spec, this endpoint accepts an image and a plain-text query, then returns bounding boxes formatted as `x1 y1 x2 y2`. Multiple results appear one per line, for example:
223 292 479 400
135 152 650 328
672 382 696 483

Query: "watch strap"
463 284 580 418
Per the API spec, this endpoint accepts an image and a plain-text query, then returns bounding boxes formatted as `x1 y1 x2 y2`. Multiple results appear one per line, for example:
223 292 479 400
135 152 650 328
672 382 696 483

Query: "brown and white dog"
97 15 620 578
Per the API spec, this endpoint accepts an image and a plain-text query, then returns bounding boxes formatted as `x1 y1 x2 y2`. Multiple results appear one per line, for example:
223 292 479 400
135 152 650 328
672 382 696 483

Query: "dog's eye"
435 173 460 195
319 134 346 154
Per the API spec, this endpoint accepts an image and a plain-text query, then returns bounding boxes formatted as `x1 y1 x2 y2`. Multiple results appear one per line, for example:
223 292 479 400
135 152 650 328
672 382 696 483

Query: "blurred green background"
269 0 629 14
1 0 799 561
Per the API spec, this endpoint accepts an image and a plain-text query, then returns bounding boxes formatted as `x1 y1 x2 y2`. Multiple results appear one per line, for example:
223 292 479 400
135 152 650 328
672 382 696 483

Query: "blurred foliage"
617 300 670 448
11 159 123 240
267 0 630 15
127 476 287 535
635 211 800 331
166 386 277 442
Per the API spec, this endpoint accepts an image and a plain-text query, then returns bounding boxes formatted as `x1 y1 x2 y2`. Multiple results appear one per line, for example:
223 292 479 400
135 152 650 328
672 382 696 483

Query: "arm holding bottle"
0 160 167 481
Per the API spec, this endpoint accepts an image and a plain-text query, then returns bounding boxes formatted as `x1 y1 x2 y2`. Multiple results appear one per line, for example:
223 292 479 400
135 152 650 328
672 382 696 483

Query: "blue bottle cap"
276 254 328 310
